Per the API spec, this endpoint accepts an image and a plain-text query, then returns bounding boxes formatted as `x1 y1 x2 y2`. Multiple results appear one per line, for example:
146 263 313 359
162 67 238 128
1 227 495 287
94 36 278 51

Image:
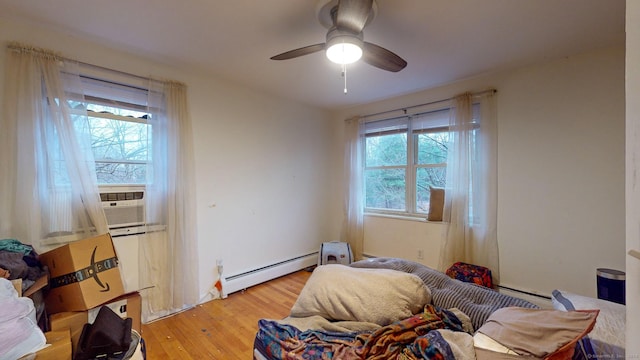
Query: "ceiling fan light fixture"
271 0 407 72
326 35 363 64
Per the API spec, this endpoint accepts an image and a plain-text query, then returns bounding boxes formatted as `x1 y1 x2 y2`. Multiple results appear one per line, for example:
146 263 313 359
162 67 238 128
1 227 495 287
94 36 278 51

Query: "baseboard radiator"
224 252 318 295
497 284 552 308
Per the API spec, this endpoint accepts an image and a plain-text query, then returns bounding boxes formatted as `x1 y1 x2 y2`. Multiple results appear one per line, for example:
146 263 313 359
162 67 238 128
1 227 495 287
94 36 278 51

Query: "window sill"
364 212 446 224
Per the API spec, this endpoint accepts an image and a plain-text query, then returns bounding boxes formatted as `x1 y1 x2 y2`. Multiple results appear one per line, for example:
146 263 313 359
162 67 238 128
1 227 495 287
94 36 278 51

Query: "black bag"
74 306 132 360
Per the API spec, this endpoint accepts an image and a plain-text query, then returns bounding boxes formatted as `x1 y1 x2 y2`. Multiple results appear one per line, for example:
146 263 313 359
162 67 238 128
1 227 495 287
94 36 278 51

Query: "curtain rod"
361 88 497 120
8 41 160 84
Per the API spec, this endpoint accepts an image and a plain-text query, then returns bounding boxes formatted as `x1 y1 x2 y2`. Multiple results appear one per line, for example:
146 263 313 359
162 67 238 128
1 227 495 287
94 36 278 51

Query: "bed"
253 257 624 359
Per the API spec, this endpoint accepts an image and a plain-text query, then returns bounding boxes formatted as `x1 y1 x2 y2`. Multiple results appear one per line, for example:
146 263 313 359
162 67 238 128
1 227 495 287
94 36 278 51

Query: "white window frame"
361 101 479 220
86 108 150 187
413 125 449 214
363 116 410 215
80 75 151 189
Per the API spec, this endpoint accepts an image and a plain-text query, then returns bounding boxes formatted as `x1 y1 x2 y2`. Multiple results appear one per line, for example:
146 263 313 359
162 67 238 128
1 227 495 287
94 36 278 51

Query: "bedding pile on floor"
254 258 605 360
350 257 538 330
255 304 470 359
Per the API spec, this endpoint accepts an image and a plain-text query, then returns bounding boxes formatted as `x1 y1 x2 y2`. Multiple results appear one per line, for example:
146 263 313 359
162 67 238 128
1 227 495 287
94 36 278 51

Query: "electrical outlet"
417 249 424 260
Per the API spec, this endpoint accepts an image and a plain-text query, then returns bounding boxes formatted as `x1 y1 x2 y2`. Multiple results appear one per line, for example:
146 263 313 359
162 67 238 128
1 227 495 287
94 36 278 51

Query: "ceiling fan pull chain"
343 63 348 94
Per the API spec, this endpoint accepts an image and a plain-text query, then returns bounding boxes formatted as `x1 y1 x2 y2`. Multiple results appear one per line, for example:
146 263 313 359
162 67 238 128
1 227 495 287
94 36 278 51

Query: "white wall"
498 47 625 297
626 0 640 354
332 45 626 298
0 14 630 319
363 216 445 266
0 18 339 300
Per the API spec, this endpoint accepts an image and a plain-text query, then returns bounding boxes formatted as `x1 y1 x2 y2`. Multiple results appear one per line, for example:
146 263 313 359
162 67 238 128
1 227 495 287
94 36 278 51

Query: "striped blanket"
254 305 466 360
350 258 539 330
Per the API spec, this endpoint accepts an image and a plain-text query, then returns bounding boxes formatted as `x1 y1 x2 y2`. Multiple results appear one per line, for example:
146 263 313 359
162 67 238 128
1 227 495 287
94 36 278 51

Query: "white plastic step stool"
318 241 353 266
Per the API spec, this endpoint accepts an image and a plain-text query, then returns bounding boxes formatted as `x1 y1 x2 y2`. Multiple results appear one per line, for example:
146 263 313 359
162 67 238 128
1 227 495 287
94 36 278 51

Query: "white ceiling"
0 0 625 110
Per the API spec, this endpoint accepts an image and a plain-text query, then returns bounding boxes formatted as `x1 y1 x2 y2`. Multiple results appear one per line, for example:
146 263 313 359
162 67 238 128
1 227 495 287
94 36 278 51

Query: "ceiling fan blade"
336 0 373 34
270 43 326 60
362 42 407 72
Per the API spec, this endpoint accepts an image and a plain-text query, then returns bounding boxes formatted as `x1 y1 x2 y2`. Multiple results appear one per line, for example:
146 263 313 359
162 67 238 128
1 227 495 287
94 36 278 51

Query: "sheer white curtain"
0 43 108 250
139 80 199 322
342 117 365 260
439 92 499 283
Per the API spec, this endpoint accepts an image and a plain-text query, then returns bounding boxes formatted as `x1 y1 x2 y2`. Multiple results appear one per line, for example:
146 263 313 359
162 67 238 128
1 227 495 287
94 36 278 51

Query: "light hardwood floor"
140 269 313 359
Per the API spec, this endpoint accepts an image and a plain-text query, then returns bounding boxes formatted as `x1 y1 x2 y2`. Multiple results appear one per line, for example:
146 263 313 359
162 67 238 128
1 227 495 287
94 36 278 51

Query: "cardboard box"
49 292 141 355
18 330 73 360
36 331 72 360
39 233 124 314
49 312 85 356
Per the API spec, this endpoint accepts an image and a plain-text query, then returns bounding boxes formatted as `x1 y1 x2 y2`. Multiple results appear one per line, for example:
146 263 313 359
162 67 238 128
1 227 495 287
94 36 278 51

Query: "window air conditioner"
100 189 145 230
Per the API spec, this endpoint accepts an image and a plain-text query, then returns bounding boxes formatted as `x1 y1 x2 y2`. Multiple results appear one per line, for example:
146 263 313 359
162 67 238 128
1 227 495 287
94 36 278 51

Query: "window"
80 77 151 186
364 106 477 216
86 103 150 184
364 117 408 211
46 76 151 234
413 109 450 214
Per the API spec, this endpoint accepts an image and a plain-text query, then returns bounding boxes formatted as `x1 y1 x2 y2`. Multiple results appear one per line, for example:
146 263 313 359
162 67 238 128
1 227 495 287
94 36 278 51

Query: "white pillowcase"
290 264 431 326
551 289 625 358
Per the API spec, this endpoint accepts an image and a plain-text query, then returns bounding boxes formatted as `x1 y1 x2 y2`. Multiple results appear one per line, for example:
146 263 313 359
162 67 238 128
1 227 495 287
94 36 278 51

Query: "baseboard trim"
497 284 551 299
497 284 553 309
224 253 318 295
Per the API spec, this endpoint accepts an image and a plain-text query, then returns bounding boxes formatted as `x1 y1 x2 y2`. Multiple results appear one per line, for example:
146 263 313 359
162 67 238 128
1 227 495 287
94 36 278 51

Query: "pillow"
427 186 445 221
290 264 431 326
551 289 625 359
475 307 598 360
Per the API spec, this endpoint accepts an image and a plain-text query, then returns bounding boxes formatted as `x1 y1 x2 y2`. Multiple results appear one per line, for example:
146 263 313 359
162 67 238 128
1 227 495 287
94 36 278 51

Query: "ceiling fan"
270 0 407 73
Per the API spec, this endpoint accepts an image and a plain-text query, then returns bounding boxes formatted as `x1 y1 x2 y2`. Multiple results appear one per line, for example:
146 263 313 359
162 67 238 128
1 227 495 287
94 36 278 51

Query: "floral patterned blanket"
254 305 467 360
